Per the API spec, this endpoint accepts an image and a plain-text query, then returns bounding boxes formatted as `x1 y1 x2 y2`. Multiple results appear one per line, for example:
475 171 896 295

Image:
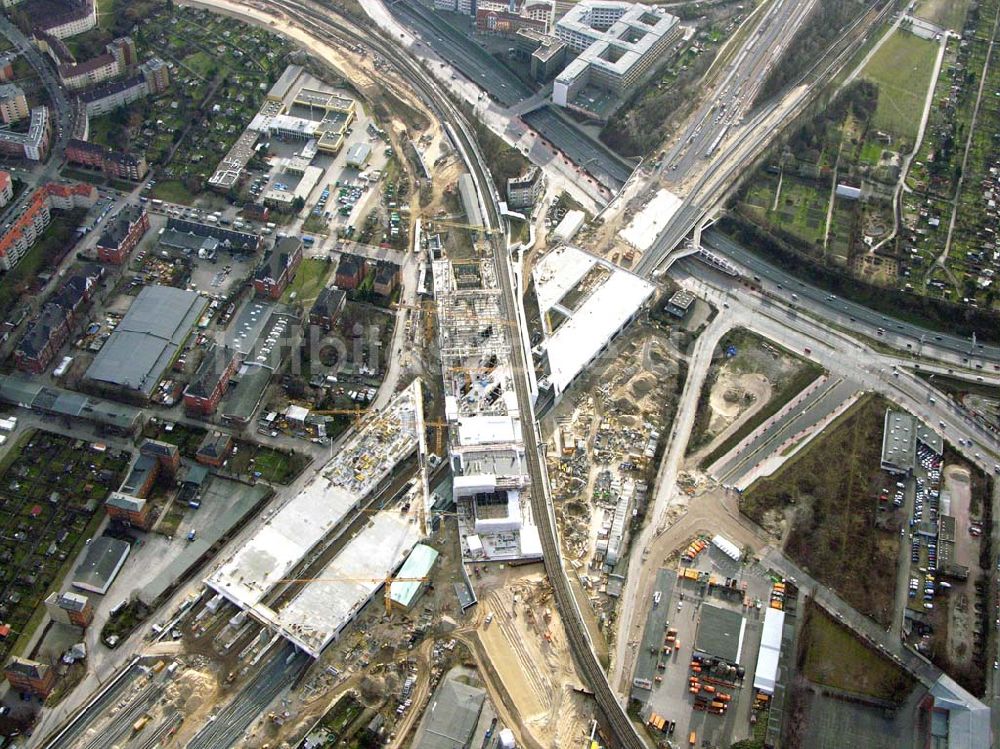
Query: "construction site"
205 379 429 657
428 216 543 564
540 298 687 628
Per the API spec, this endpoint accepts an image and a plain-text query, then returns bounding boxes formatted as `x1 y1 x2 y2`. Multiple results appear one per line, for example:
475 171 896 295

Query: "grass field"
800 601 915 703
150 180 195 205
862 31 939 142
915 0 972 30
281 258 333 305
741 395 900 627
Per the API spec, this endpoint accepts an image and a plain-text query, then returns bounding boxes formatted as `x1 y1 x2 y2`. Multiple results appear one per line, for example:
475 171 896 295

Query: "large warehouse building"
84 285 207 398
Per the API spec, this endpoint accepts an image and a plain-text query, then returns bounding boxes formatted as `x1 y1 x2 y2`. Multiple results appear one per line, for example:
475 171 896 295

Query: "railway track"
251 2 648 745
637 0 899 276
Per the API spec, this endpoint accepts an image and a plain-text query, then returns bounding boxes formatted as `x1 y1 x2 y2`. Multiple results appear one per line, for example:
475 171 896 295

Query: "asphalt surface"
0 14 74 219
522 106 633 191
700 229 1000 366
635 0 899 276
387 0 634 192
389 0 529 106
659 0 814 179
184 644 309 749
712 376 860 485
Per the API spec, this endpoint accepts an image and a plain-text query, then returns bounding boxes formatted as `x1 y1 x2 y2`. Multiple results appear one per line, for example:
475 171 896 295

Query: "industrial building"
693 603 746 665
72 536 131 595
205 381 426 656
413 677 487 749
753 607 785 695
388 544 439 611
881 409 917 474
553 1 680 114
84 285 208 398
530 244 653 401
0 374 143 435
161 217 262 255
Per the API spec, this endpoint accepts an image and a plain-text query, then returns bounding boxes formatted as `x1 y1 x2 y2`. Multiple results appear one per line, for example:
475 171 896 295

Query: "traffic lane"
389 1 526 107
523 107 632 191
702 230 1000 363
681 268 1000 469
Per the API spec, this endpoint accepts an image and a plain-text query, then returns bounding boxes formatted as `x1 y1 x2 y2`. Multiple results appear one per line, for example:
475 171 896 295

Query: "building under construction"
430 227 542 563
205 380 428 657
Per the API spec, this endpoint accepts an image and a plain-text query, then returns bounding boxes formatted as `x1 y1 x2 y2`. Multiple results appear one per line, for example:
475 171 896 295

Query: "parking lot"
637 543 774 746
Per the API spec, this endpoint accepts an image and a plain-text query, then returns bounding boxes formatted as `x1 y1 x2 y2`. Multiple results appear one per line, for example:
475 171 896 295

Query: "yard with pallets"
741 395 901 627
0 430 129 663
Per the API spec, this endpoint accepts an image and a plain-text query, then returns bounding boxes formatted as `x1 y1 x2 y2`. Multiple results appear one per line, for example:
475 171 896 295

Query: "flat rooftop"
265 511 421 656
882 409 916 473
694 603 746 664
206 380 423 611
84 285 207 395
533 245 653 396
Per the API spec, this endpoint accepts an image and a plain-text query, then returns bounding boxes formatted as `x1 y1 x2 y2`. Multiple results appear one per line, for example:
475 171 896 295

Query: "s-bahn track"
635 0 899 276
245 1 649 745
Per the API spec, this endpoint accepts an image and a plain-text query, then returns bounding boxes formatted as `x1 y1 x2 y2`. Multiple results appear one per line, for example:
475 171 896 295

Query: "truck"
689 730 697 746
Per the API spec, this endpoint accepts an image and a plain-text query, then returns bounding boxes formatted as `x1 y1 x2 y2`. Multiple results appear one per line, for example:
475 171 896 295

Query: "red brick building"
119 454 158 498
66 139 148 182
96 204 149 264
253 237 303 299
183 345 239 415
44 591 94 628
139 439 180 476
4 657 55 698
105 491 153 530
373 260 400 298
309 287 347 330
196 431 234 468
334 253 366 290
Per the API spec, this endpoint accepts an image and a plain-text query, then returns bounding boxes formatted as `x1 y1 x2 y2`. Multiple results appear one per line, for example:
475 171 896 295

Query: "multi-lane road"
660 0 816 180
635 0 899 276
701 230 1000 366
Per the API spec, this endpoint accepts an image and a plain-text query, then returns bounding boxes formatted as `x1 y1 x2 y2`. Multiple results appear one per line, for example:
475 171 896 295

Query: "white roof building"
532 245 654 398
753 607 785 695
553 2 680 107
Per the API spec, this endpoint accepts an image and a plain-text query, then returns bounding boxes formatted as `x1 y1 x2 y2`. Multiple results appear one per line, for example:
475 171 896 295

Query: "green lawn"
914 0 972 31
801 601 915 703
150 180 195 205
862 31 939 143
281 258 333 305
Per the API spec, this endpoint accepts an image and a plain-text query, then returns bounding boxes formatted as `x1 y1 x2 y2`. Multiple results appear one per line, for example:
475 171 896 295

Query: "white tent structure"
712 534 742 561
753 607 785 694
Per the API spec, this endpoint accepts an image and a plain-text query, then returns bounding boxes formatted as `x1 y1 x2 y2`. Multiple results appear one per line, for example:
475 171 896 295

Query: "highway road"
612 256 1000 704
701 229 1000 366
635 0 899 276
660 0 815 179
